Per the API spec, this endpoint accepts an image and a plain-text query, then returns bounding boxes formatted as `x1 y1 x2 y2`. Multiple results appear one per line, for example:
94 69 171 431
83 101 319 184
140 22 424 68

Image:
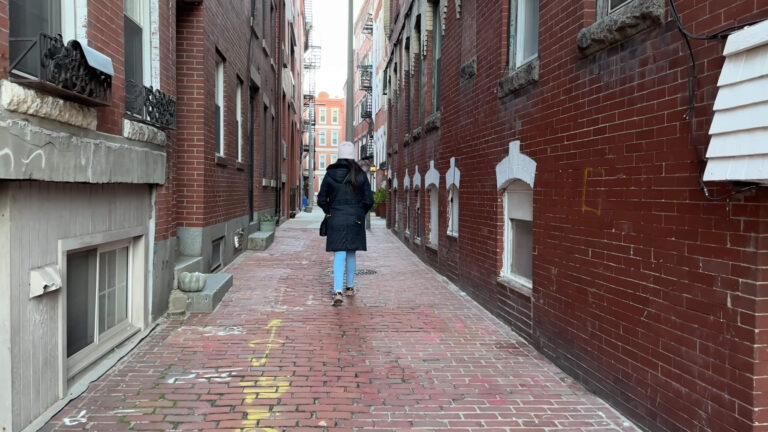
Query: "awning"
74 41 115 76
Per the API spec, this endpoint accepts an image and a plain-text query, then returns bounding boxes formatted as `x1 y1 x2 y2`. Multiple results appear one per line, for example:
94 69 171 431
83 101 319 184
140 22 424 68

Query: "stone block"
248 231 274 251
185 273 233 313
576 0 664 57
123 118 167 146
0 80 97 129
459 57 477 84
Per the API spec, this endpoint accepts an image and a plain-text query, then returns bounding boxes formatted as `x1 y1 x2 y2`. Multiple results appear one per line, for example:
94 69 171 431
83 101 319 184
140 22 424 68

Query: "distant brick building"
0 0 305 430
384 0 768 431
312 90 345 198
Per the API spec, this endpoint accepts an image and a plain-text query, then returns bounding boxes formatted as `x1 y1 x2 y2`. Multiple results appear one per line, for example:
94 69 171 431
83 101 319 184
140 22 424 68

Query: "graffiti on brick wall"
581 168 605 215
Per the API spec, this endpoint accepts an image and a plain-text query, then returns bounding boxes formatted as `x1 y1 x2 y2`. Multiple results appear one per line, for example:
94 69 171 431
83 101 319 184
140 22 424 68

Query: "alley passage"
45 211 640 432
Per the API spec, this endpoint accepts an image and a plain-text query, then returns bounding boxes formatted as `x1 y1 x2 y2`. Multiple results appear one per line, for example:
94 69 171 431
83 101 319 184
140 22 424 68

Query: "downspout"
247 0 256 222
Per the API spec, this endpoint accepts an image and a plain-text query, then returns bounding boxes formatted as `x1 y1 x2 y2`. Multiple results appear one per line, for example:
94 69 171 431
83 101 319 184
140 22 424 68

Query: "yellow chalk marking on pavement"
237 320 289 432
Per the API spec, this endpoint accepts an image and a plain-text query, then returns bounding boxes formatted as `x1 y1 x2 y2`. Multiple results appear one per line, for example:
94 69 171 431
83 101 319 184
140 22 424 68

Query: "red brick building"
312 90 345 198
0 0 304 429
384 0 768 431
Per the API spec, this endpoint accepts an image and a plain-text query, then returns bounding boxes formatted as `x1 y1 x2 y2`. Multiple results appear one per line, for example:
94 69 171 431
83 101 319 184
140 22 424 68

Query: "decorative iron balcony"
360 142 374 161
9 32 113 106
125 80 177 130
362 13 374 35
359 64 373 91
361 94 372 120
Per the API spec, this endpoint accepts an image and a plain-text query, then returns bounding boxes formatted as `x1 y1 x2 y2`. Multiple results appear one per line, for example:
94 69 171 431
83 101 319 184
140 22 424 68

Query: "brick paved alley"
44 211 640 432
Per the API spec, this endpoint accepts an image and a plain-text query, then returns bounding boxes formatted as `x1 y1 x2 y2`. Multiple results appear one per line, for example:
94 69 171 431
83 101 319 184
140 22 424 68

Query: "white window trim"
319 131 326 146
319 154 327 170
331 131 339 146
236 81 243 162
123 0 154 87
447 185 459 238
331 108 339 124
500 183 533 289
62 0 87 43
215 59 225 155
319 107 327 124
428 185 439 247
57 226 147 397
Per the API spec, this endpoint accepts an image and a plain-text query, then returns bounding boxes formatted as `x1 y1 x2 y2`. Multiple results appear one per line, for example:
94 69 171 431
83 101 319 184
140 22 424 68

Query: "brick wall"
154 0 178 242
88 0 125 136
385 0 768 431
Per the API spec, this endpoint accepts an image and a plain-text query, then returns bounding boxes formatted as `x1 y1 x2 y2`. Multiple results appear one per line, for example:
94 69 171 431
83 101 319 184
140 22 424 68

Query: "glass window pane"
511 219 533 280
10 0 61 76
609 0 630 12
124 0 143 23
521 0 539 63
67 249 97 357
124 14 143 85
99 292 106 334
116 247 129 324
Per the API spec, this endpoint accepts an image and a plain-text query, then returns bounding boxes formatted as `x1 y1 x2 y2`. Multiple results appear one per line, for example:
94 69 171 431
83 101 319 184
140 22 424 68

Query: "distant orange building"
312 91 345 199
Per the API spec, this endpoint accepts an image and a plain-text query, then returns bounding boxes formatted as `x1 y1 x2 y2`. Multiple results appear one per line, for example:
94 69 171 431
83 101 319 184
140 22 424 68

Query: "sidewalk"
45 217 639 431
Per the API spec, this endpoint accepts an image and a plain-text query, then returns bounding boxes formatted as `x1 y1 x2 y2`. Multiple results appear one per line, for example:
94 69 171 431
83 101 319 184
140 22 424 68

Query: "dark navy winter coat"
317 162 375 252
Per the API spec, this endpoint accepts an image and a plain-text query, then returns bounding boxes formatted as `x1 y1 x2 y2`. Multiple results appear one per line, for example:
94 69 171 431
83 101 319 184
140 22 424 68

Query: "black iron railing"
361 94 372 119
360 135 374 160
360 64 373 91
9 32 112 106
125 79 177 130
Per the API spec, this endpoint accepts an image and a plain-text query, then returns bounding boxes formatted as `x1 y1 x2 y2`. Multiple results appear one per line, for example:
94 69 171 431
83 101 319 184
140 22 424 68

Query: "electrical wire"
668 0 764 200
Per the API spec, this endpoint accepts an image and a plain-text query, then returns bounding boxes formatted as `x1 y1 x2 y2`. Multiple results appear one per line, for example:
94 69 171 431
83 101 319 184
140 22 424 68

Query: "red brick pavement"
44 224 640 431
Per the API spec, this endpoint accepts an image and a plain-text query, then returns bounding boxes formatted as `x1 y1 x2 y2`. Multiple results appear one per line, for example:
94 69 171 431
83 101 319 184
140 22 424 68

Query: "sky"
312 0 364 98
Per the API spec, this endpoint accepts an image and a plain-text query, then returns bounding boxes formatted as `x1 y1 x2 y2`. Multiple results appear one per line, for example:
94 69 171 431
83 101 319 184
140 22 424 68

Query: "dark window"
263 105 269 176
432 3 441 112
124 1 144 86
9 0 61 77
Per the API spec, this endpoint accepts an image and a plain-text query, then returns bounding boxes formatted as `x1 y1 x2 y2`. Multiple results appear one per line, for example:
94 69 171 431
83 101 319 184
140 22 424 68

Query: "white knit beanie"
338 141 356 160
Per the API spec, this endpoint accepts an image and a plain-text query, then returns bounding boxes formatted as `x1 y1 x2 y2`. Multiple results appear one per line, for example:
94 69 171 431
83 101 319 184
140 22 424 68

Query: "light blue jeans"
333 251 356 292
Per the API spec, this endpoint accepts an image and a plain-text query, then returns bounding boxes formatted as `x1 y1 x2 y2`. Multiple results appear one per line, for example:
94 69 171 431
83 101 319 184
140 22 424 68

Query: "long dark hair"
338 159 363 194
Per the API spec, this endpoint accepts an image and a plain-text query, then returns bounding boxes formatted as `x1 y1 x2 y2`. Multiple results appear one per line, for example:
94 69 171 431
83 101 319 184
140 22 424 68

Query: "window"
509 0 539 69
236 79 243 161
428 186 438 245
415 25 422 124
262 104 269 176
331 131 339 146
415 189 421 239
331 108 339 124
447 186 459 237
9 0 61 77
604 0 631 15
405 189 410 234
215 55 225 155
405 41 411 130
319 154 327 170
331 155 338 164
319 131 326 146
432 1 441 112
319 107 327 124
67 241 132 374
502 181 533 286
124 0 151 87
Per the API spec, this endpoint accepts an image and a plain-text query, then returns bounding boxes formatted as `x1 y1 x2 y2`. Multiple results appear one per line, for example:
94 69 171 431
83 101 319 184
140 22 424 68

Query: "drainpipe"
275 0 284 219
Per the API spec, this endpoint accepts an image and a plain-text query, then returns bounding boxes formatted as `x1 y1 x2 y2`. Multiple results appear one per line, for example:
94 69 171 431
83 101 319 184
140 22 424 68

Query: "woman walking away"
318 141 375 306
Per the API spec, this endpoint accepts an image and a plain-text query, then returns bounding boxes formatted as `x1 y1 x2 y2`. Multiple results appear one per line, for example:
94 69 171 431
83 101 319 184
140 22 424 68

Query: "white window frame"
319 107 327 124
428 186 439 246
236 80 243 162
57 226 146 397
331 130 339 146
331 108 339 124
501 181 533 289
509 0 539 70
447 185 459 237
215 57 225 156
415 188 421 240
319 154 327 170
331 155 338 164
319 131 326 146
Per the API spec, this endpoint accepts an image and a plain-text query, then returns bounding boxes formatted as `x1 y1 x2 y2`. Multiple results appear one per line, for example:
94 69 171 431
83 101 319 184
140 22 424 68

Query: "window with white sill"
501 181 533 287
508 0 539 70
